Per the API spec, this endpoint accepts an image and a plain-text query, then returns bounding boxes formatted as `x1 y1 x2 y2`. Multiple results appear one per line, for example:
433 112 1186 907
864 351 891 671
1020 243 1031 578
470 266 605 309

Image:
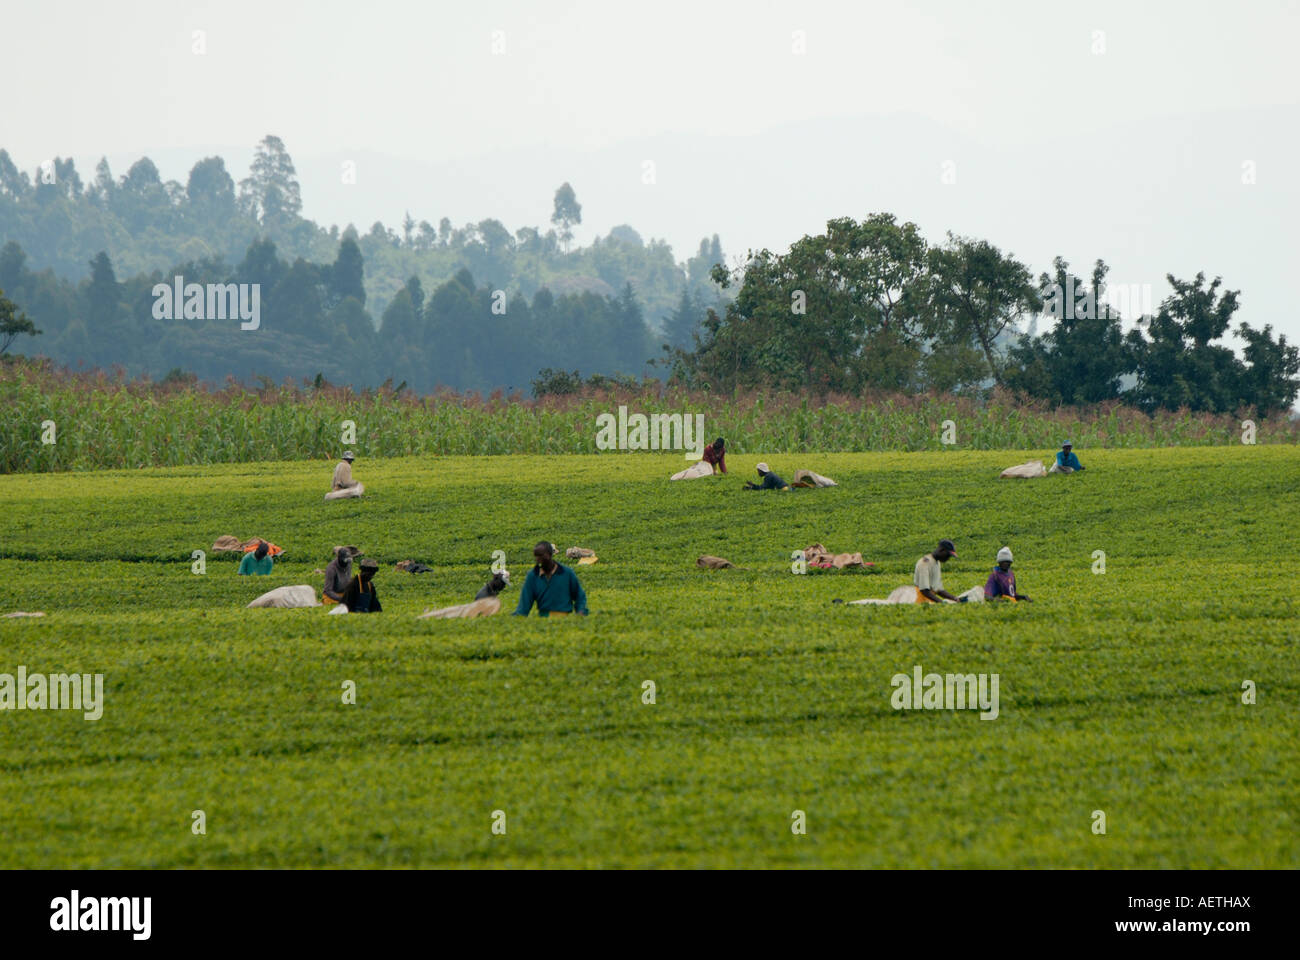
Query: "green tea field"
1 446 1297 868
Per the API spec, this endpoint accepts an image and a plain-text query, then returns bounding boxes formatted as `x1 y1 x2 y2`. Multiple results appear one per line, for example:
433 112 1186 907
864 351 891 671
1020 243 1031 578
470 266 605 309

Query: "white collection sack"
246 585 321 608
417 596 503 619
999 460 1047 479
848 584 985 605
849 585 923 605
324 482 366 501
794 469 838 487
669 461 714 481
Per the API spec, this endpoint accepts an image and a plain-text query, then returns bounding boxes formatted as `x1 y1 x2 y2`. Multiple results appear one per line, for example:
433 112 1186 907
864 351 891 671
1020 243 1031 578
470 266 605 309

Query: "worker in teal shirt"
238 540 274 575
1054 441 1085 473
513 541 588 617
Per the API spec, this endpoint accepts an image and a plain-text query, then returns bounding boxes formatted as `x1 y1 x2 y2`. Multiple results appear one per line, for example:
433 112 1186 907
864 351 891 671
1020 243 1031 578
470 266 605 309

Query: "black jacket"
746 471 788 490
342 575 382 612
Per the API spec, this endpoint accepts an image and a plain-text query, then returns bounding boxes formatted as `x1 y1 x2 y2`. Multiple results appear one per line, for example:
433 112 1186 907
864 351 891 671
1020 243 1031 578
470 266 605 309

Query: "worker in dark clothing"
743 462 790 490
343 558 382 613
476 570 511 600
513 542 588 617
701 437 727 474
322 549 352 604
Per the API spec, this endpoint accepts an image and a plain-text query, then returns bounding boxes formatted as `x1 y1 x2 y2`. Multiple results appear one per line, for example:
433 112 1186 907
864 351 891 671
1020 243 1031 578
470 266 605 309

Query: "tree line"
0 135 724 358
661 214 1298 414
2 132 1295 411
0 235 661 394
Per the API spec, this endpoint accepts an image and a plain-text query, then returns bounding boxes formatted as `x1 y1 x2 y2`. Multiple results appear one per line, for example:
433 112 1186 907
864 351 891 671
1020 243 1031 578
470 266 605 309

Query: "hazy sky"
6 0 1299 337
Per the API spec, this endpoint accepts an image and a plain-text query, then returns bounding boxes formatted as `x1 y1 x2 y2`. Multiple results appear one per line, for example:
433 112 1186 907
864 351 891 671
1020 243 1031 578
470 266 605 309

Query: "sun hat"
342 450 356 461
996 546 1013 562
756 462 770 474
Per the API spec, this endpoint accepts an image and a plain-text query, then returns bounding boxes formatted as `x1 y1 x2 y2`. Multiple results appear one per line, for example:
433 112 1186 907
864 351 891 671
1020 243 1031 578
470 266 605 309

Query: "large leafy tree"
1127 272 1298 414
822 214 932 390
1005 257 1134 404
677 214 935 393
1236 322 1300 413
1127 272 1241 412
926 235 1041 386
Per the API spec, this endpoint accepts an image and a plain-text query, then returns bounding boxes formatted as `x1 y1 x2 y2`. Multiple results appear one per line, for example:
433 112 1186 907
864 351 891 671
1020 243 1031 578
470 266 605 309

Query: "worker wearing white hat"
744 462 790 491
985 546 1031 601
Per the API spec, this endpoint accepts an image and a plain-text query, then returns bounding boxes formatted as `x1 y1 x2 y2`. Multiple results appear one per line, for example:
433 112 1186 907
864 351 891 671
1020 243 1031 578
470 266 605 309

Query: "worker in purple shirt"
985 546 1032 602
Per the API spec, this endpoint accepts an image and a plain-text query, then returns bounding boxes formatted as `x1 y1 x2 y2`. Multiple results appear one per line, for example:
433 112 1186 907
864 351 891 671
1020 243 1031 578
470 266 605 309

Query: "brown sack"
212 535 242 552
566 547 595 558
804 543 840 566
697 555 737 569
805 544 867 568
